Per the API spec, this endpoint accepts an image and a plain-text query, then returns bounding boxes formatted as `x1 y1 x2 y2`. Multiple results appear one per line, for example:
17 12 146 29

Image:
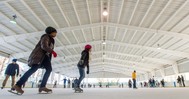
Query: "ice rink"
0 88 189 99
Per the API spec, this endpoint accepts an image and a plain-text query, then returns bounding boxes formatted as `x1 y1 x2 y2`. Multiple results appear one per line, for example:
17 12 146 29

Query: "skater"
128 79 132 88
63 77 67 88
177 76 182 87
132 70 137 89
67 78 71 88
12 26 58 94
53 80 57 88
181 75 185 87
75 44 92 92
1 59 19 90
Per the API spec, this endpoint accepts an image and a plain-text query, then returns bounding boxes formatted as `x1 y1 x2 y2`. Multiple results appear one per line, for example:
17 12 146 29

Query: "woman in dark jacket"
13 26 57 94
75 44 92 92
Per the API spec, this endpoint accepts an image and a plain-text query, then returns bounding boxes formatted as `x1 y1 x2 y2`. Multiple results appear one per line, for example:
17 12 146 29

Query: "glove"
52 51 57 58
86 70 89 74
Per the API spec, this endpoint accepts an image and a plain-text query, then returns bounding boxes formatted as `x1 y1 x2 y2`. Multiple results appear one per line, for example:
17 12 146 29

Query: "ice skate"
8 85 24 95
74 87 83 93
38 87 52 94
1 86 4 89
11 87 15 91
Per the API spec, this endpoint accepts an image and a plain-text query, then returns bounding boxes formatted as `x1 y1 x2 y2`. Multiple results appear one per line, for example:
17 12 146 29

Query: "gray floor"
0 88 189 99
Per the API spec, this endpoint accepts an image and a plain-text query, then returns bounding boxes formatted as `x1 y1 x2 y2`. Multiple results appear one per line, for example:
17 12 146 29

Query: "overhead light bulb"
103 11 108 16
10 20 17 24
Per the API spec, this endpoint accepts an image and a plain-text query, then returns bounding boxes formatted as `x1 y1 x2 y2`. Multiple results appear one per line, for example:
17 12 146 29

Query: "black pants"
16 55 52 88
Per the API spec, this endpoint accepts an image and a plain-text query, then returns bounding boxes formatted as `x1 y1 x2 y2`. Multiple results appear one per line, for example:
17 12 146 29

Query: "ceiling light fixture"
157 44 161 49
103 52 106 57
102 40 106 45
102 8 108 16
10 15 17 24
141 56 144 61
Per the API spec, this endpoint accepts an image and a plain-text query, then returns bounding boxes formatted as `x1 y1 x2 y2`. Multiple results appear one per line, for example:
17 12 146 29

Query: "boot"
75 87 83 92
78 87 83 91
39 87 52 93
13 85 24 94
1 86 4 89
11 87 15 91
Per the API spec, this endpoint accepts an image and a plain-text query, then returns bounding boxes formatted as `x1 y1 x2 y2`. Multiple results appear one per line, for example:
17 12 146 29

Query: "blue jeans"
133 79 136 88
77 66 85 88
16 55 52 88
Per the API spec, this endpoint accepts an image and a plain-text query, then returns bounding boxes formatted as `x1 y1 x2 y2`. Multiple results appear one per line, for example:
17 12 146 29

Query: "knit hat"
12 59 17 62
45 26 57 34
85 44 92 50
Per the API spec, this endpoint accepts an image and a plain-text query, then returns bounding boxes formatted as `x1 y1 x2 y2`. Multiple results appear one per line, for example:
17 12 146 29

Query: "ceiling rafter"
55 0 70 26
51 50 173 64
20 0 46 28
117 0 124 23
90 70 132 76
121 29 127 42
106 40 189 58
107 0 110 22
0 23 95 44
11 38 101 59
53 60 153 73
129 30 138 43
128 0 140 25
138 0 155 26
136 31 147 45
53 57 160 69
149 0 172 28
107 22 189 41
160 0 189 30
91 64 149 73
86 0 92 24
91 27 95 41
3 22 189 44
38 0 59 28
81 29 87 42
113 27 118 40
71 0 81 25
0 24 15 35
170 13 189 32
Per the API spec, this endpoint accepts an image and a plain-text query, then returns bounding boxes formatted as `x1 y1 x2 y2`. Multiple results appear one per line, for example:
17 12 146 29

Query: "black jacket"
5 63 19 76
77 50 89 71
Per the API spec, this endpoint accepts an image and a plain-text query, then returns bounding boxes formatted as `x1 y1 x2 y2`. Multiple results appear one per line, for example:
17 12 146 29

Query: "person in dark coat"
13 26 58 94
177 76 182 87
1 59 19 89
181 75 185 87
75 44 92 91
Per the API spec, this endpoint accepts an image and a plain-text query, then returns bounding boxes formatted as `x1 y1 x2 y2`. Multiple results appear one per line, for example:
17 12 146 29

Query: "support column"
160 68 165 78
58 73 61 85
172 63 179 75
144 73 149 81
0 57 6 73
